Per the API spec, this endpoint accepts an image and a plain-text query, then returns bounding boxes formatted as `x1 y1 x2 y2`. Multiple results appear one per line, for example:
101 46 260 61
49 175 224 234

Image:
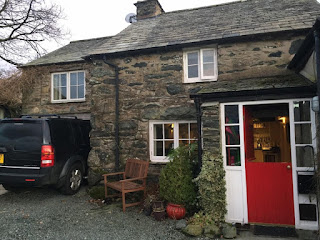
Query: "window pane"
70 86 77 99
296 146 314 167
202 50 214 63
225 126 240 145
188 65 198 78
61 87 67 100
188 52 198 65
190 123 197 139
165 141 174 155
179 123 188 139
203 63 214 76
225 105 239 123
60 74 67 87
295 124 312 144
53 75 59 87
154 124 163 139
226 147 241 166
179 140 189 146
78 85 85 99
155 141 163 156
70 73 77 86
53 87 60 100
164 124 174 139
78 72 85 85
294 101 310 122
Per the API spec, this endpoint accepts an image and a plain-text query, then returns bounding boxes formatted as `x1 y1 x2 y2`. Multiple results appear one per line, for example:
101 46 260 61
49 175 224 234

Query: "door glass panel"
296 146 314 167
226 147 241 166
294 101 310 122
179 140 189 146
225 105 239 123
295 124 312 144
225 126 240 145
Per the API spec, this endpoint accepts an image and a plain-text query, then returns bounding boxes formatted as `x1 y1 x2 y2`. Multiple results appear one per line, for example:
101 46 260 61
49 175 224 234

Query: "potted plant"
159 144 197 219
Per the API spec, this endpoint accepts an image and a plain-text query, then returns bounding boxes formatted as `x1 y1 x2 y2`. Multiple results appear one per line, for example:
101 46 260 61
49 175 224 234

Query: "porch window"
149 121 197 162
183 47 218 83
224 105 241 166
52 71 85 103
294 101 314 168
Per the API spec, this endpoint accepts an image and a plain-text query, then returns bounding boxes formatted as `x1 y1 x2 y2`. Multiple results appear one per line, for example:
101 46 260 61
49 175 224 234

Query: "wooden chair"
103 159 149 212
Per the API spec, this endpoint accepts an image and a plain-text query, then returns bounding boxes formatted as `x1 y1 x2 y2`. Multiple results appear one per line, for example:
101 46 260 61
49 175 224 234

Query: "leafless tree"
0 0 67 66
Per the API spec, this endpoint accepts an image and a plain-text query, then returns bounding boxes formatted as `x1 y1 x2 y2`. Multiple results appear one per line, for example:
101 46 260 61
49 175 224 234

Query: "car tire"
60 163 83 195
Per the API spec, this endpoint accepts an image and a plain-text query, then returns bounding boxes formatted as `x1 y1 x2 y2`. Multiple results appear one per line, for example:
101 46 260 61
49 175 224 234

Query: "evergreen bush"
159 144 197 210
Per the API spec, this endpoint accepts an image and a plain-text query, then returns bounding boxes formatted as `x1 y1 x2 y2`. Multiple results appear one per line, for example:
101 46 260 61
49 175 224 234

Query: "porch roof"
190 74 316 102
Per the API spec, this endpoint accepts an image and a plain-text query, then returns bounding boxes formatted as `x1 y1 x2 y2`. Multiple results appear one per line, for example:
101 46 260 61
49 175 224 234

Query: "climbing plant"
194 152 227 223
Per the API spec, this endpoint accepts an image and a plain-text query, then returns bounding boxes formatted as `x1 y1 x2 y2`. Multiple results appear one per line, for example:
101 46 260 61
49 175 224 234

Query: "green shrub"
194 153 227 223
159 144 197 210
88 185 105 199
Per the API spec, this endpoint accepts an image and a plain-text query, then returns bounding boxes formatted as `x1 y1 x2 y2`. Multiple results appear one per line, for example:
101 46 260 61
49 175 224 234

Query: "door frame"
221 98 317 230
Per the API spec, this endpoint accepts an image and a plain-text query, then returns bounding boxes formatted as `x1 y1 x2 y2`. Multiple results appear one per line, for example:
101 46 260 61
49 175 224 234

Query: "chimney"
134 0 164 20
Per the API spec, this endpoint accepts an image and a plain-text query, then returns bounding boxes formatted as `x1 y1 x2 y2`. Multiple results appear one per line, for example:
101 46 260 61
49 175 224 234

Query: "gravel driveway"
0 186 301 240
0 186 191 240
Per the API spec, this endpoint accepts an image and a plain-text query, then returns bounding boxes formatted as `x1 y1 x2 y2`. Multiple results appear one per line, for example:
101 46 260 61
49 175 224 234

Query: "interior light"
278 116 287 124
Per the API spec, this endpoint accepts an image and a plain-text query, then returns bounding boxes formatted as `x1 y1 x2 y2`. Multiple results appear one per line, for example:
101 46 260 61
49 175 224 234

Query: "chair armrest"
120 177 146 183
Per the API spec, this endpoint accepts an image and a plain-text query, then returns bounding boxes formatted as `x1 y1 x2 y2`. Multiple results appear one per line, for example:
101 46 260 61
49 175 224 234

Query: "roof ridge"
160 0 250 16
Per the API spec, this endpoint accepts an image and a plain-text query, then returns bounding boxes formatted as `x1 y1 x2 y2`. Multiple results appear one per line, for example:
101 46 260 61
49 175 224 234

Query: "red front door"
244 104 295 226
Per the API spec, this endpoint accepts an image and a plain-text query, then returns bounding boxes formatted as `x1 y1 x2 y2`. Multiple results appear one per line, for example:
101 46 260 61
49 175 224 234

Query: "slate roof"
89 0 320 57
23 36 112 67
25 0 320 66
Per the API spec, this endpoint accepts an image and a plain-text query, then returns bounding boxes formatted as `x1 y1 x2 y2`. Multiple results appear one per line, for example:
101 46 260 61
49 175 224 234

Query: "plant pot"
152 209 166 221
166 203 186 220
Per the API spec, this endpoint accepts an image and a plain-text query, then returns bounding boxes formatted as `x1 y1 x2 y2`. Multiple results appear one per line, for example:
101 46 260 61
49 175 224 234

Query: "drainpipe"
194 97 203 175
103 55 120 172
314 29 320 231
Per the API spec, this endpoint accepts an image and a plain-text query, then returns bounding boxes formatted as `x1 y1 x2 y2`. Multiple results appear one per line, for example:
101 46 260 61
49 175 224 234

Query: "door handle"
287 165 291 170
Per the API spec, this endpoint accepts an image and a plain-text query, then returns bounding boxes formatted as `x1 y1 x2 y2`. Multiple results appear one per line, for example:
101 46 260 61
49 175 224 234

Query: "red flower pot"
166 203 186 220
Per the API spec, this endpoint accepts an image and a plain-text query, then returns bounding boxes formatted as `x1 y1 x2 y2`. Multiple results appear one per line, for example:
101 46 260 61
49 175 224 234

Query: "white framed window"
51 71 85 103
149 121 198 162
183 47 218 83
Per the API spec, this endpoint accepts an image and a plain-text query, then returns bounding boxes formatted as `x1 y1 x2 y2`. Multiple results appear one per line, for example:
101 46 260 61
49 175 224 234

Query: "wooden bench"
103 159 149 212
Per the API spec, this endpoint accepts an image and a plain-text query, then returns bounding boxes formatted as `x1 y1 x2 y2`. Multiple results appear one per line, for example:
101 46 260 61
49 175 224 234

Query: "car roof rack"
20 114 78 119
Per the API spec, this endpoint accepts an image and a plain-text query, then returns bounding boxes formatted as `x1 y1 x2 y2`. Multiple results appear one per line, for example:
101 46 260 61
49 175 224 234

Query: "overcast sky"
47 0 239 51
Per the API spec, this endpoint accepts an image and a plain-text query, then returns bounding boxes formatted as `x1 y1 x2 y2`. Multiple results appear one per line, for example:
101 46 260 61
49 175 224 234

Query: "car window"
50 120 74 149
0 122 42 151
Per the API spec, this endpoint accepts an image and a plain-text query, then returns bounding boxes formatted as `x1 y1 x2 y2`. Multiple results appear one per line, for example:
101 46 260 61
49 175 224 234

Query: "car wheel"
61 163 83 195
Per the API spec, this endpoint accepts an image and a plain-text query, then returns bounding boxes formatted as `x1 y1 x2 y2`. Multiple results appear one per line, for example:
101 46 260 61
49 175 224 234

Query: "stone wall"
87 34 306 178
22 63 92 117
21 34 308 181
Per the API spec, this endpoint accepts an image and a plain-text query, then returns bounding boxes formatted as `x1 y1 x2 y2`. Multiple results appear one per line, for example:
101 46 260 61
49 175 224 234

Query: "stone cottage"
22 0 320 231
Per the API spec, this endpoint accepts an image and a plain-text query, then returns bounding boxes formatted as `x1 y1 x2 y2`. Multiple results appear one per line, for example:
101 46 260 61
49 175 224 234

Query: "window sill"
150 159 170 164
51 99 86 104
184 77 218 83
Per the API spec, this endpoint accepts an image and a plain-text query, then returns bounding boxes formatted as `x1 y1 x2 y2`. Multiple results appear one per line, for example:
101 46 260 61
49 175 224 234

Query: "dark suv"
0 115 91 194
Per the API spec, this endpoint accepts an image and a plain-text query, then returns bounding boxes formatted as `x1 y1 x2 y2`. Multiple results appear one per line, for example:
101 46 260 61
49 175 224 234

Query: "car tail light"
41 145 54 167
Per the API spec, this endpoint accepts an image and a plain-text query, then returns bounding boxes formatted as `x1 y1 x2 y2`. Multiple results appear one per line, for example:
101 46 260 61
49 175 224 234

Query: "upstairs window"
183 47 218 83
51 71 85 103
